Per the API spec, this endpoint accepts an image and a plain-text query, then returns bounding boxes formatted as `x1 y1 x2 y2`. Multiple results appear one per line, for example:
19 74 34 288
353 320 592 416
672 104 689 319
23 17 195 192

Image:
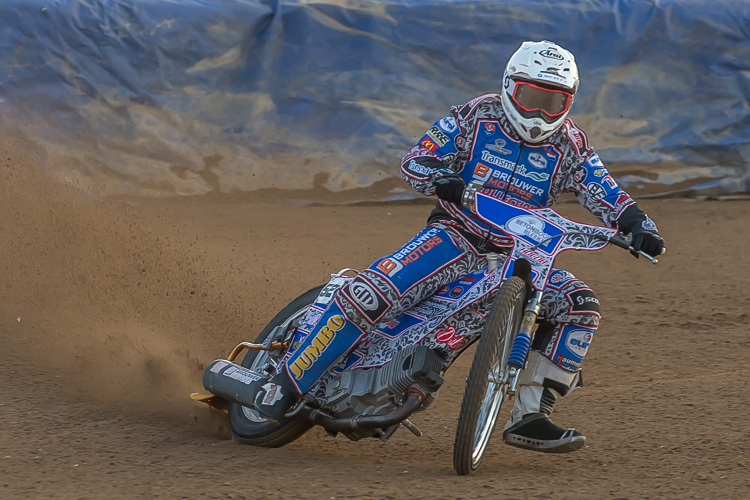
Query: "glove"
629 220 665 258
432 172 465 206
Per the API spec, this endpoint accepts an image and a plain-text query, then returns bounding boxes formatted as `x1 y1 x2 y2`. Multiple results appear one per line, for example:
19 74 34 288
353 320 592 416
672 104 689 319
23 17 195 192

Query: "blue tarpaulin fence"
1 0 748 198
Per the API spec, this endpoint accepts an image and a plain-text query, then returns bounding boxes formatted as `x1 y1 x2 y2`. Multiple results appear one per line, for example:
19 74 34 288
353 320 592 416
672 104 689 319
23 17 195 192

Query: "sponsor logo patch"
318 278 347 305
589 153 603 167
406 159 433 177
586 183 607 201
438 116 458 132
350 282 380 311
260 382 284 406
420 137 438 151
289 315 346 379
486 138 511 155
602 175 618 189
540 49 564 60
473 158 549 183
572 166 587 184
643 216 658 232
518 247 549 266
556 354 581 370
565 329 594 357
566 289 601 316
223 365 262 385
568 126 586 152
390 228 443 265
505 215 551 244
435 325 466 350
376 257 404 277
341 277 389 325
427 125 450 146
528 152 547 169
475 166 546 201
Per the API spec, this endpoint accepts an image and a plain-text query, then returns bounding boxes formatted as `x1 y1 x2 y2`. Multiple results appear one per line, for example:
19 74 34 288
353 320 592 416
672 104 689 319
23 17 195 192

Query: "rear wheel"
227 285 324 447
453 276 526 475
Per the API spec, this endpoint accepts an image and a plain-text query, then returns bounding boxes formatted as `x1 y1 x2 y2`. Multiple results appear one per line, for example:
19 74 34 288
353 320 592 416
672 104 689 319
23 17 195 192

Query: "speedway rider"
248 41 665 453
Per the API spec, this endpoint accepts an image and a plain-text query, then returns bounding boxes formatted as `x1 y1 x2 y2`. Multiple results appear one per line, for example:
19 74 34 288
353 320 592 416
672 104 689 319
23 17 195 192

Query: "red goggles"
511 81 573 121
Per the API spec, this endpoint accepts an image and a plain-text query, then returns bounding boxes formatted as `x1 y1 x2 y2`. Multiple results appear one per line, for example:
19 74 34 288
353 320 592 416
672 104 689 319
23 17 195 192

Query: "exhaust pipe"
204 360 425 431
300 391 424 432
202 359 264 407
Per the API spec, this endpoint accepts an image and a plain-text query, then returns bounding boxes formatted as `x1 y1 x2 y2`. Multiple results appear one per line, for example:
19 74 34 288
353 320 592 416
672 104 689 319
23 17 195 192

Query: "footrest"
190 392 229 415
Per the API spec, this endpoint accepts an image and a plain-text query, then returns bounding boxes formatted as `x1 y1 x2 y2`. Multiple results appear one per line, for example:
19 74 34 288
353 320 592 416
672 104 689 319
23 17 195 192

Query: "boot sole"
503 433 586 454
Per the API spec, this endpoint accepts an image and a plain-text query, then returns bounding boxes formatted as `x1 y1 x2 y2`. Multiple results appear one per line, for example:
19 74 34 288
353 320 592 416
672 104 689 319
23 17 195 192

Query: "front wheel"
227 285 324 447
453 276 526 475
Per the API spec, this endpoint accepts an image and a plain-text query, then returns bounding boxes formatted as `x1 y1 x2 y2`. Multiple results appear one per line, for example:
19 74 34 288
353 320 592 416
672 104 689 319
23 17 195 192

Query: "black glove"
432 172 465 206
630 223 664 258
616 204 665 259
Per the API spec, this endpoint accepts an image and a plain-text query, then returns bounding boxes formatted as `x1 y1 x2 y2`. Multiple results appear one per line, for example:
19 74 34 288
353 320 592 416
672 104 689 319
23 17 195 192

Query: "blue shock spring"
507 332 532 369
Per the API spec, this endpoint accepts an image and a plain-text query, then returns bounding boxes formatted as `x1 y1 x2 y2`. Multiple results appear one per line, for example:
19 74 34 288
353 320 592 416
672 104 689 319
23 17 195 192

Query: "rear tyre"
453 276 526 475
227 285 323 447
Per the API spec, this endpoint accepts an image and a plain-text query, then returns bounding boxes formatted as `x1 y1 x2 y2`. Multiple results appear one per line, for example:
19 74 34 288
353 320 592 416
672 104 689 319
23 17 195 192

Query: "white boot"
502 351 586 453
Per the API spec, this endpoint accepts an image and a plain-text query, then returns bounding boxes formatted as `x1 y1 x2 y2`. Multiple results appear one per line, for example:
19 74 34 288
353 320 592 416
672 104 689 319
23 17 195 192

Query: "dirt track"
1 128 749 499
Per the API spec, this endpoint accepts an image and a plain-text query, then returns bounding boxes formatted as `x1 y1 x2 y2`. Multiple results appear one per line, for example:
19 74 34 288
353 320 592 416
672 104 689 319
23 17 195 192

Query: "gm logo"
351 282 379 311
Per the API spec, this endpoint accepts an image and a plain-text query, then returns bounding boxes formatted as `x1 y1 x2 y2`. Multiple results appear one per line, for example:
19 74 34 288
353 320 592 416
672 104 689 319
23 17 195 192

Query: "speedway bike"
191 181 660 474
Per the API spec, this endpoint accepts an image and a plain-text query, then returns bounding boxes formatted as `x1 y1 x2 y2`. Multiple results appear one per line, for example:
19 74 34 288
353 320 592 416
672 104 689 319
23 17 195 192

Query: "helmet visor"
511 81 573 122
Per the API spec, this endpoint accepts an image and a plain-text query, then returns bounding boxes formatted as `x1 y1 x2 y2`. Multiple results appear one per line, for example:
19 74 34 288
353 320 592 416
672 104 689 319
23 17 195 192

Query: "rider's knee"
564 287 601 326
337 273 394 326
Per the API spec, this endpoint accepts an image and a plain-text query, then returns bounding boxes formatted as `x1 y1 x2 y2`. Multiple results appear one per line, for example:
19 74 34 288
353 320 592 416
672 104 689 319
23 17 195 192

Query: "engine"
316 345 446 440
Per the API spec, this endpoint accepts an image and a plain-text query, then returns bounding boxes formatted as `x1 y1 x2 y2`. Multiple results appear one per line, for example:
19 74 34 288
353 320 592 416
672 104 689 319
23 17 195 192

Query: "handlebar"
460 181 665 265
605 233 666 264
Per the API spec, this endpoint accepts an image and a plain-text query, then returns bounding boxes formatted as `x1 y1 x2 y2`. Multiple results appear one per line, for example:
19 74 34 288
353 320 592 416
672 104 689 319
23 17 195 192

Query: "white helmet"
501 40 579 143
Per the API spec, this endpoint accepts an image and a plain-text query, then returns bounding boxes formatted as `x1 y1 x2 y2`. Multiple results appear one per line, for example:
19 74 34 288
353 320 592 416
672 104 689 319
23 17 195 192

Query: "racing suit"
277 93 659 417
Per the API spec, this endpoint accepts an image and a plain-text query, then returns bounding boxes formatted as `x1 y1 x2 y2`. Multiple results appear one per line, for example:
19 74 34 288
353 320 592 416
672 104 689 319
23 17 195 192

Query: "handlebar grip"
608 234 632 250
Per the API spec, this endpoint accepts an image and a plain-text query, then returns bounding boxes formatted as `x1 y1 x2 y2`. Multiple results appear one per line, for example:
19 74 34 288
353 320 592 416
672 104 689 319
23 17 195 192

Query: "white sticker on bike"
317 277 348 305
505 215 552 244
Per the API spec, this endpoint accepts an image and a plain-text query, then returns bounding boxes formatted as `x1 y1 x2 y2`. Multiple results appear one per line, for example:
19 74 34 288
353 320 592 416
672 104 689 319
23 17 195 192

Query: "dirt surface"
1 128 749 499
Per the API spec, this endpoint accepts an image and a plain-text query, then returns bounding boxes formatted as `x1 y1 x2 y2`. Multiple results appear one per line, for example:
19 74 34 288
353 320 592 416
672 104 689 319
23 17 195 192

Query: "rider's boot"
502 351 586 453
251 365 301 425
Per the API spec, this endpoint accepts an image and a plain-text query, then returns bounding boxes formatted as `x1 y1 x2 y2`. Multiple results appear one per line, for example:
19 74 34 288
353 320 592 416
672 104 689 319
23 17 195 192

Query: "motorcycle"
191 181 660 474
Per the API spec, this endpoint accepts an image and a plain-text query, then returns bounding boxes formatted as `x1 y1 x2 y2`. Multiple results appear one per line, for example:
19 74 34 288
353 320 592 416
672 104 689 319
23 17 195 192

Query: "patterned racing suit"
282 93 658 396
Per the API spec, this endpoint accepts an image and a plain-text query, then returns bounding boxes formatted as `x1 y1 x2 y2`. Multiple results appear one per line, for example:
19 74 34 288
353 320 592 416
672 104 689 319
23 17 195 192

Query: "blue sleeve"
569 151 639 227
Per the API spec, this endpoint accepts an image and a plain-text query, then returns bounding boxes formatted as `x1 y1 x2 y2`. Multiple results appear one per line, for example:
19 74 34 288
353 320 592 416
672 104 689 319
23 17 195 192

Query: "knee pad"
565 288 601 323
338 274 393 326
544 323 596 373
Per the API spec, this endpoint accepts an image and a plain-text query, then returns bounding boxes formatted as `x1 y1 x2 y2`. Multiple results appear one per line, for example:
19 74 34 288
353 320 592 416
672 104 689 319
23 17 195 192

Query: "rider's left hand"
630 224 664 258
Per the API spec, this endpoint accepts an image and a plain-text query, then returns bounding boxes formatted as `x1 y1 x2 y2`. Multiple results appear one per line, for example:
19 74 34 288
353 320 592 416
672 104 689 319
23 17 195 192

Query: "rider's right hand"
432 171 465 206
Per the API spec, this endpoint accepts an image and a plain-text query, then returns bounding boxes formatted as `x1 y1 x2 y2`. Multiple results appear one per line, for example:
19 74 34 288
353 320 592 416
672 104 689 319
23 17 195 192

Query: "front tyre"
453 276 526 475
227 285 324 447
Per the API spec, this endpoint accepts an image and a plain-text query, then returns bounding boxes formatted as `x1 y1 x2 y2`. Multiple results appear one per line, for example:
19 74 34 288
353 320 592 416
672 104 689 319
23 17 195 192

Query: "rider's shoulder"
454 93 503 120
561 118 592 157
